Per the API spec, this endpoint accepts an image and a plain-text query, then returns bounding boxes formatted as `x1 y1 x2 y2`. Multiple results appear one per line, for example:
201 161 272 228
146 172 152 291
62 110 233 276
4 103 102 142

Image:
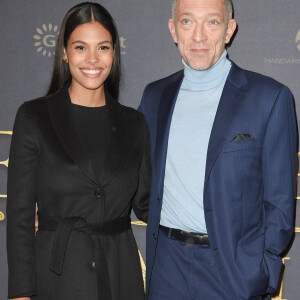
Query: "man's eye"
210 20 219 25
182 19 191 25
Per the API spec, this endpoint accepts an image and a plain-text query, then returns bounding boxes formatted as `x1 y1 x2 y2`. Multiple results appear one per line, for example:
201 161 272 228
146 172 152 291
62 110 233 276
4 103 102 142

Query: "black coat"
6 87 151 300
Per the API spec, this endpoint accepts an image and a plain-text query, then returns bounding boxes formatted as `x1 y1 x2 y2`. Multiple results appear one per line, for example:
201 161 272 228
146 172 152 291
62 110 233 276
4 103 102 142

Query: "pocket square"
231 133 255 142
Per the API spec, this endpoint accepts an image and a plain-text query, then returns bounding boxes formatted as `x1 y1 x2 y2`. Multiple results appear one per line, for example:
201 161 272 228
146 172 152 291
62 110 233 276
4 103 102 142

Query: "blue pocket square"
231 134 254 142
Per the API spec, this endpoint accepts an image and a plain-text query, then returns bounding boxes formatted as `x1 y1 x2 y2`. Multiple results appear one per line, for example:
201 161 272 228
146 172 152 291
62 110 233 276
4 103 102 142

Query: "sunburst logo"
296 29 300 52
33 24 59 57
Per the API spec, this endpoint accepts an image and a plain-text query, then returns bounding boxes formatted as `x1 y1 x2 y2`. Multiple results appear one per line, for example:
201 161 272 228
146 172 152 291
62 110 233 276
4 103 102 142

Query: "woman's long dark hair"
47 2 121 100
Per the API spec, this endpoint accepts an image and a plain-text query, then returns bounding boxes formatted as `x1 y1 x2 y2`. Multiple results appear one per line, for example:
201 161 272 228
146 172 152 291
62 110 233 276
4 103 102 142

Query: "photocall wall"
0 0 299 299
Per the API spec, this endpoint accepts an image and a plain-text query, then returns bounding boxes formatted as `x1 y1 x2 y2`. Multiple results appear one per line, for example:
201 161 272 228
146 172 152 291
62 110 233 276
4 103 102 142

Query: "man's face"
169 0 236 70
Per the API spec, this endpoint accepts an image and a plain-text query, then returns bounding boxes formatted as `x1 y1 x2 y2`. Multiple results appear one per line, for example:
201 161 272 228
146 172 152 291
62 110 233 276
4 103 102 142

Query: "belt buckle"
180 229 191 236
180 230 209 245
179 230 196 244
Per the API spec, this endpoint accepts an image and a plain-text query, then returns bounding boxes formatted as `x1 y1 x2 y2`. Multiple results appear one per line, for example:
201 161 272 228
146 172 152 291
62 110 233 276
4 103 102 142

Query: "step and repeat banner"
0 0 299 299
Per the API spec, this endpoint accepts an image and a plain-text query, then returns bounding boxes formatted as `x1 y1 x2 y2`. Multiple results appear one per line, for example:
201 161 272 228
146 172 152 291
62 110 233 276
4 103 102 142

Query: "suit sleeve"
261 86 297 292
6 103 39 298
137 84 149 115
132 113 151 223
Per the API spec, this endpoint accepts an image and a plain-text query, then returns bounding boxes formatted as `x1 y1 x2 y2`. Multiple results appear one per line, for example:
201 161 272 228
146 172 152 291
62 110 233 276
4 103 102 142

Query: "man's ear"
225 19 237 44
168 18 178 44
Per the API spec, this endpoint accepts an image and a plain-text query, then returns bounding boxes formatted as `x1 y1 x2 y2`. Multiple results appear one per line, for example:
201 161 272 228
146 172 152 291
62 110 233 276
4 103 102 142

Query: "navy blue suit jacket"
139 62 297 299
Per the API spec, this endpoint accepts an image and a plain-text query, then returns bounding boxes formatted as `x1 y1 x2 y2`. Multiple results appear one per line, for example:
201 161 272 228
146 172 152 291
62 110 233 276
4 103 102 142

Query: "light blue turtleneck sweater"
160 51 232 233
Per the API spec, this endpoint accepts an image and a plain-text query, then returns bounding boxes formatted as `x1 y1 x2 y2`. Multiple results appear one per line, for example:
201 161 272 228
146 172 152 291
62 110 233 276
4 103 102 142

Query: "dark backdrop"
0 1 299 299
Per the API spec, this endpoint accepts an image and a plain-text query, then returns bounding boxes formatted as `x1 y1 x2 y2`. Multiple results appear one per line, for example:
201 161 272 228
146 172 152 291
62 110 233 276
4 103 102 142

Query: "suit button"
95 188 104 198
157 197 160 202
205 209 212 213
153 233 157 240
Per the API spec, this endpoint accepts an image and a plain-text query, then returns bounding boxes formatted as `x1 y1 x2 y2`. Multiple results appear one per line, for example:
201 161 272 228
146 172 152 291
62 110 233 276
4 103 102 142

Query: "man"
138 0 297 299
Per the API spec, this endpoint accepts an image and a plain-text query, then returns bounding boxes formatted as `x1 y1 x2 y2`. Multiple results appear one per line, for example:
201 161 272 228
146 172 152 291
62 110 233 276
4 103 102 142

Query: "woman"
6 2 150 300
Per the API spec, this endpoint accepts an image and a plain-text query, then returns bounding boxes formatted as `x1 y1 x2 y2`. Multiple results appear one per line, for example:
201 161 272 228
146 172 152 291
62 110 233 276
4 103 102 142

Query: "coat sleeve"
6 103 40 298
132 113 151 223
261 86 297 293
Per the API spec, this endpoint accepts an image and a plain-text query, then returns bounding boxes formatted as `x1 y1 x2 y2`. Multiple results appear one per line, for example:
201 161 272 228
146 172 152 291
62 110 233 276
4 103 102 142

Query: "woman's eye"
75 45 85 50
99 45 110 51
182 19 191 25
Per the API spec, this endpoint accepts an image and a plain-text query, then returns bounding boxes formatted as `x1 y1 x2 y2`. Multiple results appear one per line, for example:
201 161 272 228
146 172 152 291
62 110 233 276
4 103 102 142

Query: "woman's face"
64 21 114 92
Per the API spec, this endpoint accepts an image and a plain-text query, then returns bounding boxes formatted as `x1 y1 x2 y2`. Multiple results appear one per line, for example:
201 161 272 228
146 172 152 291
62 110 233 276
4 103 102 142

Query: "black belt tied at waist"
159 225 210 245
39 214 131 300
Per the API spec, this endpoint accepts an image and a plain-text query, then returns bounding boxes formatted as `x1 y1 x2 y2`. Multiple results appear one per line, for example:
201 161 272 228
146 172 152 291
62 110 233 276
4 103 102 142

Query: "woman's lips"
81 69 103 77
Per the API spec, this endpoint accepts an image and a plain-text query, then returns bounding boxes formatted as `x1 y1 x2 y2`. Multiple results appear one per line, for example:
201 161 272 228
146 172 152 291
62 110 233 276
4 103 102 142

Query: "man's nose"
192 23 207 43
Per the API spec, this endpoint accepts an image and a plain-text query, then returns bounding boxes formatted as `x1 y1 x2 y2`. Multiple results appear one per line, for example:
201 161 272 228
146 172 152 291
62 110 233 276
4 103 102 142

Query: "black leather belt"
39 214 131 300
159 225 210 245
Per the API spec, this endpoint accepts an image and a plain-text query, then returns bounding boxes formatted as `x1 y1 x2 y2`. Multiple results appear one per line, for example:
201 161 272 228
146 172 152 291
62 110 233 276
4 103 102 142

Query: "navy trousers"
148 228 267 300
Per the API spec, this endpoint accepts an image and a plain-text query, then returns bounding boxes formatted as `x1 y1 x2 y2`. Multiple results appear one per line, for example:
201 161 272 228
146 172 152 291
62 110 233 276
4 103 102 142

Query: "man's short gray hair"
172 0 234 21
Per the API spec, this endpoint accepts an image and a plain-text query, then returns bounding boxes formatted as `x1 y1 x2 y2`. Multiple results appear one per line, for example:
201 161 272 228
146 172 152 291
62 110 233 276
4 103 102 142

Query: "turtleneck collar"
182 50 231 90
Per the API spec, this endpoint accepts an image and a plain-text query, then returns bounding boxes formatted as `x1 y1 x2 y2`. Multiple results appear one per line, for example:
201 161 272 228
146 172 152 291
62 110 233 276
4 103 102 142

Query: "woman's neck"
68 83 106 107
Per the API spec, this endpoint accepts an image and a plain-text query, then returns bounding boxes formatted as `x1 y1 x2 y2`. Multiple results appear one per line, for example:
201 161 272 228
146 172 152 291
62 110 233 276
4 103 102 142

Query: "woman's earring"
63 56 69 63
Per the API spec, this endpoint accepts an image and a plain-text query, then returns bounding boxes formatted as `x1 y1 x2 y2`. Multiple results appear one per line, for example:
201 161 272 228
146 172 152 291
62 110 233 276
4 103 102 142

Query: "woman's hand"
10 298 31 300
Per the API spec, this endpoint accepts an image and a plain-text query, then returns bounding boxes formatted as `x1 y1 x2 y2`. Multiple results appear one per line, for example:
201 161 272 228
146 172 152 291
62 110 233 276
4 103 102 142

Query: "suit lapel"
47 86 99 185
155 73 184 193
204 63 248 187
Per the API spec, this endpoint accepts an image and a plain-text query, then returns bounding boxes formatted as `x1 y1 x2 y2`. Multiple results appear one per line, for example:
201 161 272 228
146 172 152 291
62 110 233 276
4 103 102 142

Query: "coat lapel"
155 73 184 193
47 86 99 185
98 93 127 187
204 63 248 187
